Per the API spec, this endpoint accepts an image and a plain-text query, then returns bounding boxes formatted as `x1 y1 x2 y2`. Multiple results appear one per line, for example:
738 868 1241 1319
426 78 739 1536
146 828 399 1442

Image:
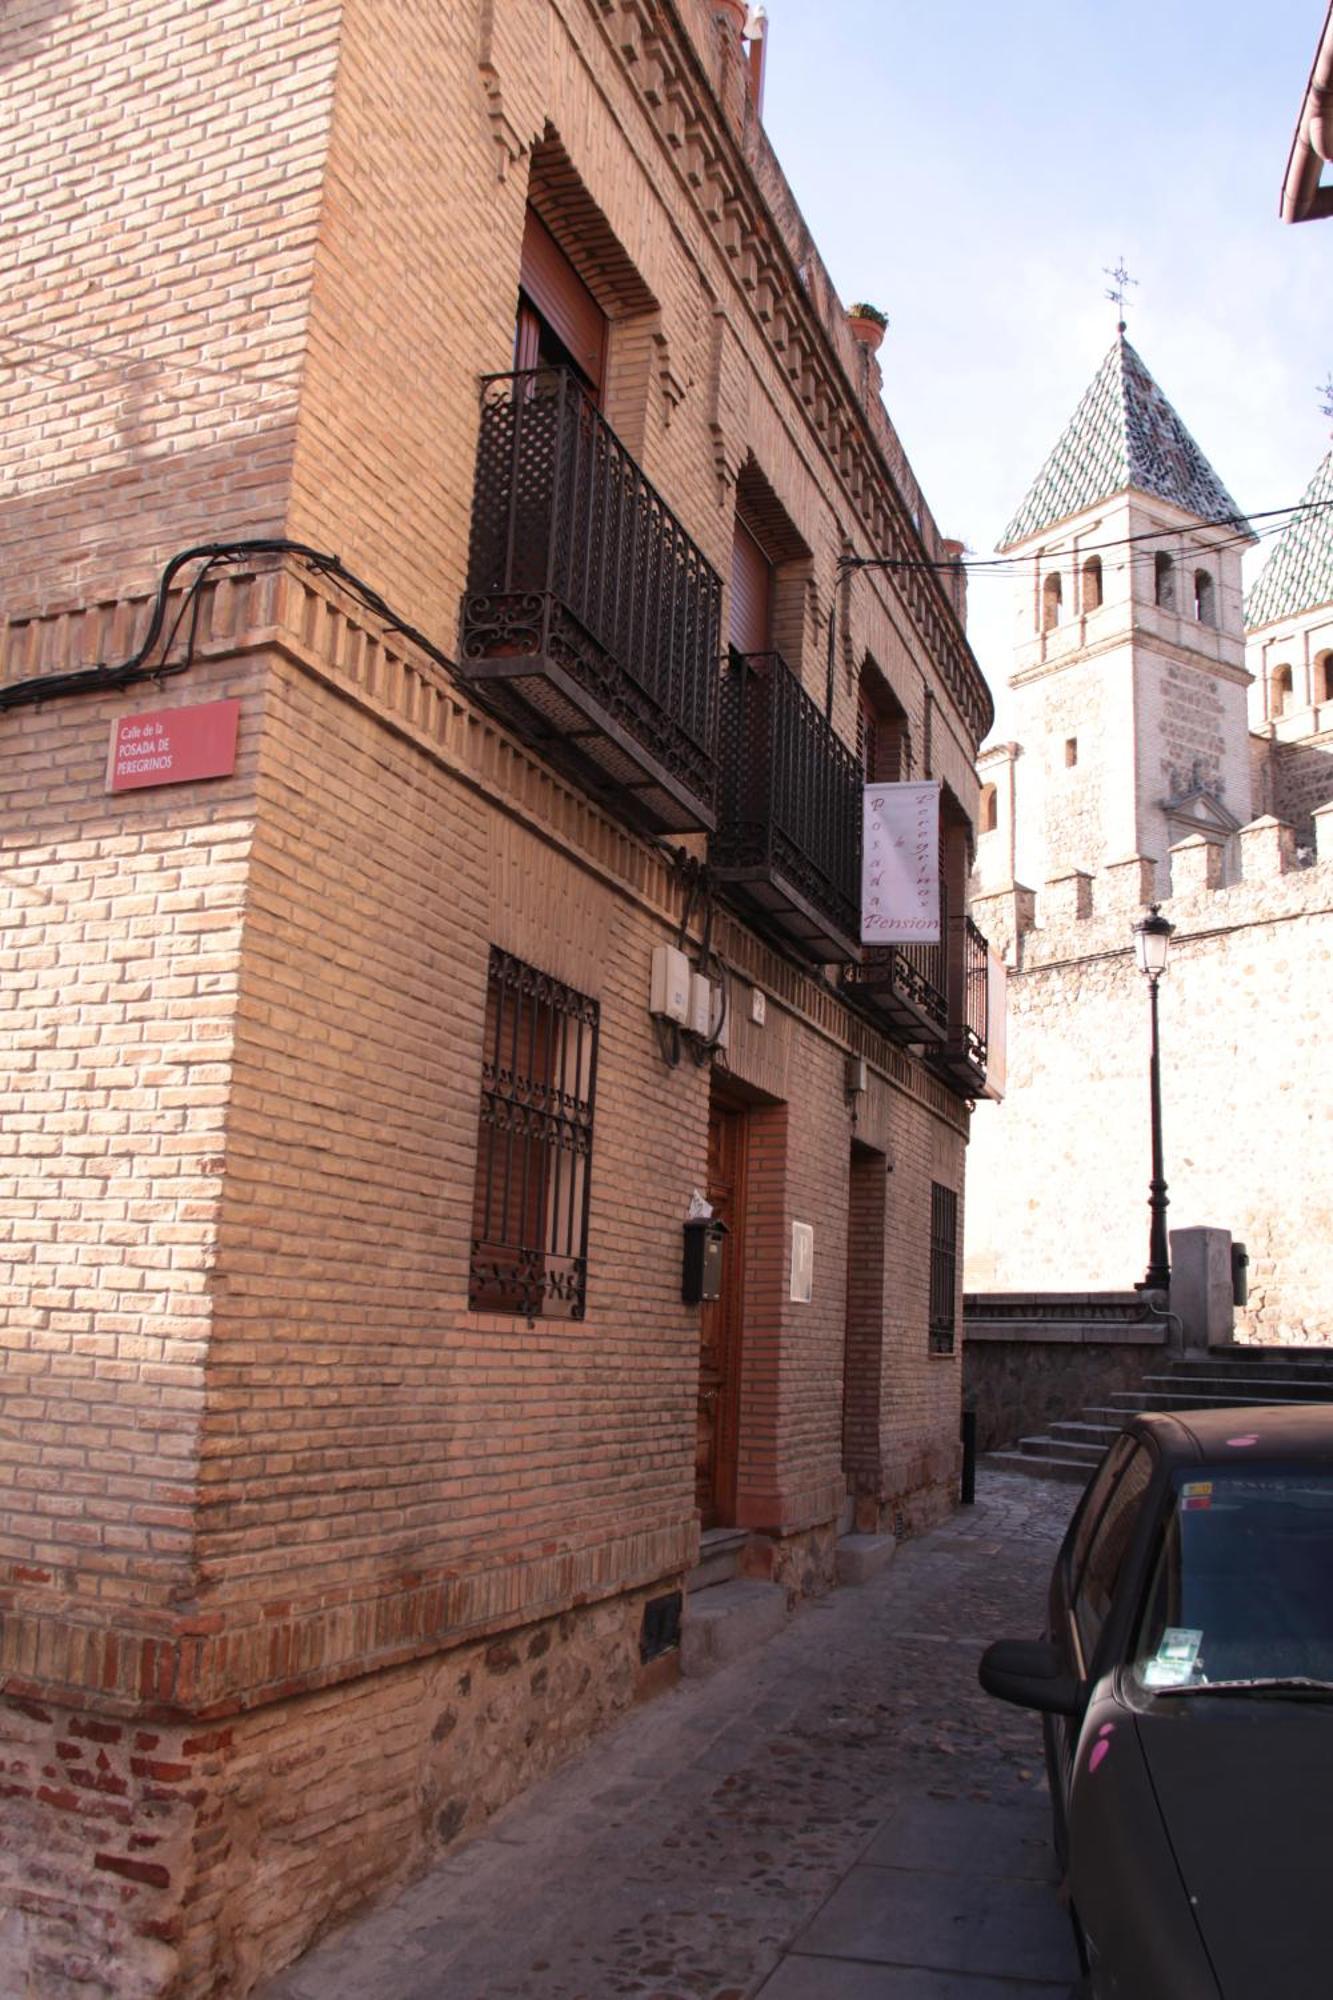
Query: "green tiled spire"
998 335 1250 551
1245 450 1333 632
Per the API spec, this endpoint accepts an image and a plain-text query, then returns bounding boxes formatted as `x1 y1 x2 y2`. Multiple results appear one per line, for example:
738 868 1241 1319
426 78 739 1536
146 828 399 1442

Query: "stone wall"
964 1317 1167 1454
969 832 1333 1344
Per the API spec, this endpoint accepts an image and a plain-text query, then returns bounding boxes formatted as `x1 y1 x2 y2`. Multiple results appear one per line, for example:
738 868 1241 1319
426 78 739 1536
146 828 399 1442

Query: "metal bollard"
960 1407 977 1506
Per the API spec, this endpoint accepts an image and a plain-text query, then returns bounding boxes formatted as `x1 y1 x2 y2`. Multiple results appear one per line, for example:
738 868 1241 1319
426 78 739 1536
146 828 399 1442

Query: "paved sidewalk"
260 1472 1081 2000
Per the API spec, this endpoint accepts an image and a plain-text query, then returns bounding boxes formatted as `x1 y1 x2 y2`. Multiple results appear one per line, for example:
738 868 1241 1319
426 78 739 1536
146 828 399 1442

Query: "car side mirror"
979 1639 1081 1716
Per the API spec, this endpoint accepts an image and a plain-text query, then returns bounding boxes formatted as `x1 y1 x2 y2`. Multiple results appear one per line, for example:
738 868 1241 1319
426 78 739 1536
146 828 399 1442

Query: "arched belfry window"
1081 554 1103 612
1271 664 1293 718
1316 652 1333 705
979 783 998 834
1154 552 1176 610
1041 572 1063 632
1193 570 1215 626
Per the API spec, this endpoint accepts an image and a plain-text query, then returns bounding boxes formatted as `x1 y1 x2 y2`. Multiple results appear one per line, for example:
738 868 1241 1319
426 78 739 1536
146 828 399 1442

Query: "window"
1041 571 1063 631
1154 551 1176 610
470 949 599 1320
857 659 910 784
1317 652 1333 705
1193 569 1215 626
928 1182 958 1354
979 783 998 834
730 517 774 654
1064 737 1078 768
515 208 607 398
1271 664 1293 718
1073 1443 1153 1668
1081 554 1103 612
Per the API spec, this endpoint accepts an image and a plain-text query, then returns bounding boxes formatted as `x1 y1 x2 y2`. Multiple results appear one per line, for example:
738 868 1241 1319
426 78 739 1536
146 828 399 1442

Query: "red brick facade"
1 2 992 1991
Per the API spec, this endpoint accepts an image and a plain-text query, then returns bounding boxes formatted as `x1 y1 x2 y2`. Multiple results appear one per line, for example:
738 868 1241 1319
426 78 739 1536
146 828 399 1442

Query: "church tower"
1244 445 1333 846
986 333 1256 899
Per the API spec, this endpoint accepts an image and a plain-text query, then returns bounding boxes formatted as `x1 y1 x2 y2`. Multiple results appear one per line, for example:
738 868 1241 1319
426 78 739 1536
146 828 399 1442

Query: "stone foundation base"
0 1581 676 2000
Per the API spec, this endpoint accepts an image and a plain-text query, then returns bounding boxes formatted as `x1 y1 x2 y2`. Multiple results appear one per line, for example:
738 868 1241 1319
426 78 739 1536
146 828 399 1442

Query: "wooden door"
696 1097 747 1527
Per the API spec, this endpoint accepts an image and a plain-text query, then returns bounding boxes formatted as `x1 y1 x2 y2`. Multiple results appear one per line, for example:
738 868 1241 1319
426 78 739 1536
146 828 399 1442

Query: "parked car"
979 1405 1333 2000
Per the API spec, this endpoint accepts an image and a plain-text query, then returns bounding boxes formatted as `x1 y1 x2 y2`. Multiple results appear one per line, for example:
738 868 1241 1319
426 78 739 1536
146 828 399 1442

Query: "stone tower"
1245 447 1333 846
981 334 1257 901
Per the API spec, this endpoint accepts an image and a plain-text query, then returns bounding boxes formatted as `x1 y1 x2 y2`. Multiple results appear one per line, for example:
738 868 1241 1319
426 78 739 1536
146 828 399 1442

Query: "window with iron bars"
469 949 599 1321
929 1182 959 1354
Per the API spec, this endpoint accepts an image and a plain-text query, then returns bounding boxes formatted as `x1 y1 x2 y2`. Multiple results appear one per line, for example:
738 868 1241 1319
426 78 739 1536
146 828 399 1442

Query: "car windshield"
1132 1466 1333 1691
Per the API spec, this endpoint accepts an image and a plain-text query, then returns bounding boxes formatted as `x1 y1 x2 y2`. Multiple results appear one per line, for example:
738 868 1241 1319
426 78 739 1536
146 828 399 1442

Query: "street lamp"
1133 904 1175 1291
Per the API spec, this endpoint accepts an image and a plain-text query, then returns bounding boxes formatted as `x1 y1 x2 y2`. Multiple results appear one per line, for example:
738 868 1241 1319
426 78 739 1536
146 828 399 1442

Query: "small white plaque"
790 1221 814 1304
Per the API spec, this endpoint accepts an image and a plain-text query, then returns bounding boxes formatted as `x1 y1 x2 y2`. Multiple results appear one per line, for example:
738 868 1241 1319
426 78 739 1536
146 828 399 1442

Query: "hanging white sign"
861 781 941 944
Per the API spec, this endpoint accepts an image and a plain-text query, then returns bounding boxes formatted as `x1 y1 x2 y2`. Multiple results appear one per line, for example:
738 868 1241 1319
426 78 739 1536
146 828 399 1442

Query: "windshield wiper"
1155 1676 1333 1699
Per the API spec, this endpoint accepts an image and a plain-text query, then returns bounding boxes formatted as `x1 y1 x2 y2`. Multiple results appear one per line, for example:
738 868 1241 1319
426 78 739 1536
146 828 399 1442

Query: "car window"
1069 1433 1138 1596
1134 1467 1333 1688
1074 1443 1153 1668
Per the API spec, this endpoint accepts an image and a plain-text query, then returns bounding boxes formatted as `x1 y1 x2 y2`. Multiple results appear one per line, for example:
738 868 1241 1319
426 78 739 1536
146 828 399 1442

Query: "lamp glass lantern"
1133 905 1174 980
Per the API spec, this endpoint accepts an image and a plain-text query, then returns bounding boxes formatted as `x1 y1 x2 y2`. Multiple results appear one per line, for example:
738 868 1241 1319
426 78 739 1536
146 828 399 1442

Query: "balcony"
710 649 862 964
459 368 721 834
926 914 990 1096
840 885 949 1046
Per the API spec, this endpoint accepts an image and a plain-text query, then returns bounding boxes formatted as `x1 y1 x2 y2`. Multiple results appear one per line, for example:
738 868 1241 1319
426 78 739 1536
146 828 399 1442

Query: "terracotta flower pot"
847 312 886 354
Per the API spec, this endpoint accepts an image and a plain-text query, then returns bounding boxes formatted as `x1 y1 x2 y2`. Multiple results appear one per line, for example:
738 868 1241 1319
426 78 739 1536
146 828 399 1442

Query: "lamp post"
1133 904 1174 1292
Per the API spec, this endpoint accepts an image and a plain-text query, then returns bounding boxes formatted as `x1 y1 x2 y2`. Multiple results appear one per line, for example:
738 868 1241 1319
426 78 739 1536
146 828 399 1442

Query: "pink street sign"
106 699 240 793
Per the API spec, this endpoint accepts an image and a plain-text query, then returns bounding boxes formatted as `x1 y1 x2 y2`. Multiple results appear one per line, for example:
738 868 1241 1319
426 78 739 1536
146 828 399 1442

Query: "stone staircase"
986 1347 1333 1484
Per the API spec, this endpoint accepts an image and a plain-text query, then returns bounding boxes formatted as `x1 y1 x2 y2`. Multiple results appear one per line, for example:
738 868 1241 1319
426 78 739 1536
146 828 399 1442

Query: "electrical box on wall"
650 944 690 1025
687 972 712 1040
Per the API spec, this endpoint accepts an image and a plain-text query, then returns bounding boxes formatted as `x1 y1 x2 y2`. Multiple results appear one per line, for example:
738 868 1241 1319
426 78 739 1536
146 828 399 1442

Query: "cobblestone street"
260 1472 1081 2000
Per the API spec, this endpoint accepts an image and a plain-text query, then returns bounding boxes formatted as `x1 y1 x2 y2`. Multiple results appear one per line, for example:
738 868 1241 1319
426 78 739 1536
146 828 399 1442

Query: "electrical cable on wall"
0 539 459 714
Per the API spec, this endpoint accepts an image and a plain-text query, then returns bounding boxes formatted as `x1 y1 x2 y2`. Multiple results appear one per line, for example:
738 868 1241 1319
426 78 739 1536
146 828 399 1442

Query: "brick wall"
0 0 340 620
1 0 989 1987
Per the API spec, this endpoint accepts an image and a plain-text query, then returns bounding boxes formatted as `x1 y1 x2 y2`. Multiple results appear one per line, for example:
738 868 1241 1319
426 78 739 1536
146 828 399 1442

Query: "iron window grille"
469 948 599 1321
929 1182 959 1355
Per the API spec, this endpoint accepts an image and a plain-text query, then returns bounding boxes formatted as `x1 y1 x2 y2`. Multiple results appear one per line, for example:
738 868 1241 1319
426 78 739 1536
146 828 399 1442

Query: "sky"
759 0 1330 736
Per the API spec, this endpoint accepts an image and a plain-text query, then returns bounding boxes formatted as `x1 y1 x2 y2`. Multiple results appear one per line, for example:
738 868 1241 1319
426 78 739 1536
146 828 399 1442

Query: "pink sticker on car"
1226 1434 1260 1447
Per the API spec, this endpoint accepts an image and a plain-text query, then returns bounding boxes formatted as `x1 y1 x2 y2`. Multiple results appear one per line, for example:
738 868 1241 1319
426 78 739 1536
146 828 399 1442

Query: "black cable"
838 497 1333 580
0 539 458 714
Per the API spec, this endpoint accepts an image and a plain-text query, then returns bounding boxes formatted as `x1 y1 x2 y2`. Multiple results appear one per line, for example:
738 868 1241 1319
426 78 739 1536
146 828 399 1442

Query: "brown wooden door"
697 1097 747 1526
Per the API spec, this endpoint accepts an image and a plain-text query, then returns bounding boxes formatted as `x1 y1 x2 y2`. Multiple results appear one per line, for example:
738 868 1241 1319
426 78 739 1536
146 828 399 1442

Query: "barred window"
929 1182 958 1355
469 949 599 1320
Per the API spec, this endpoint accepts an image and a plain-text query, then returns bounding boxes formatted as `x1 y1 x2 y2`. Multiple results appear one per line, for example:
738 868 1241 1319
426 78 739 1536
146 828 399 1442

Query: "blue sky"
761 0 1330 728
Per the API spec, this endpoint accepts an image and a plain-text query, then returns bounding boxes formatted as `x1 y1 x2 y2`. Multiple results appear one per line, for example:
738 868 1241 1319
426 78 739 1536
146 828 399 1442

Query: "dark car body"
980 1406 1333 2000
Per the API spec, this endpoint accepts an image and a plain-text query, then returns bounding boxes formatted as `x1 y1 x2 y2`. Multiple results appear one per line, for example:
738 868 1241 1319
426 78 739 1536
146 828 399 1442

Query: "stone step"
835 1533 897 1587
686 1526 749 1595
679 1578 788 1678
1107 1388 1308 1412
1015 1434 1105 1465
1150 1372 1333 1397
1048 1420 1122 1445
982 1450 1092 1485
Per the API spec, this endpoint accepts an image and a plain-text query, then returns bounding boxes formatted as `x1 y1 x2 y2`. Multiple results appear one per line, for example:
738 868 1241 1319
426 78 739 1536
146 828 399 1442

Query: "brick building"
0 2 994 1993
968 335 1333 1342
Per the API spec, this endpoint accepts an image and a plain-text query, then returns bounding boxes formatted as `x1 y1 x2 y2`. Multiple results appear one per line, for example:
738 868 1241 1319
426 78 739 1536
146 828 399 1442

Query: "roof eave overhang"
1280 4 1333 223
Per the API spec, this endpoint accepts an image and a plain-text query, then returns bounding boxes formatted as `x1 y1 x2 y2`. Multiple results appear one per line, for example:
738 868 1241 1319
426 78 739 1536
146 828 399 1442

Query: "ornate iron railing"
841 882 948 1042
459 367 721 833
928 913 989 1094
710 649 862 964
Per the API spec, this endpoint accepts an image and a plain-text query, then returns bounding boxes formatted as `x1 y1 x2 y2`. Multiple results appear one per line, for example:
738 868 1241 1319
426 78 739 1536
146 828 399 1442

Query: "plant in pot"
846 302 888 352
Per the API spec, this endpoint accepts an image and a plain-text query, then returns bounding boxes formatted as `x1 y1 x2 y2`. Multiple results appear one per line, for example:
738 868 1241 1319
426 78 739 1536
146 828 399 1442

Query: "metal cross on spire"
1320 374 1333 428
1103 258 1138 334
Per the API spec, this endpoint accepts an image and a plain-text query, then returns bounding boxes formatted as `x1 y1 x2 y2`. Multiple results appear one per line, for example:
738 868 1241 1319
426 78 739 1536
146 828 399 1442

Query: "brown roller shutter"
519 209 606 394
729 519 773 653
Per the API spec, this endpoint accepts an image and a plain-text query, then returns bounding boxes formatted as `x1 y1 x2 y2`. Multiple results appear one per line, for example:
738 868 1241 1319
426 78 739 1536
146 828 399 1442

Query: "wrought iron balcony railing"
927 913 990 1095
710 649 862 964
840 883 949 1045
459 368 721 833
